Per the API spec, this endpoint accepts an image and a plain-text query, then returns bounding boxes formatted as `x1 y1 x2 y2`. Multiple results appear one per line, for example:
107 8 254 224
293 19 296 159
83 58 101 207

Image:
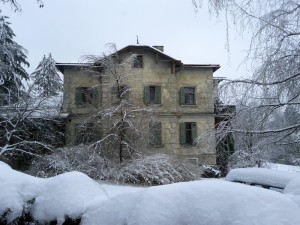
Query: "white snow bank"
0 161 143 224
284 177 300 195
82 180 300 225
2 161 300 225
0 162 108 224
0 162 42 223
226 167 300 189
266 163 300 173
283 177 300 207
31 172 108 224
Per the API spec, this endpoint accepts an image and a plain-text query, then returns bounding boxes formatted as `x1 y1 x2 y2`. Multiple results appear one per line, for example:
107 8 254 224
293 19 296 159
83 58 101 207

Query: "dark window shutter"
144 86 150 104
180 87 185 105
154 122 162 145
155 86 161 104
75 88 83 105
180 122 186 144
92 87 98 105
191 122 197 145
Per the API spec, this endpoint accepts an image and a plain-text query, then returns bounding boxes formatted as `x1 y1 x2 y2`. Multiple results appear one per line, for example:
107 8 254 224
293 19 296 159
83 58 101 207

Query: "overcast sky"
2 0 252 79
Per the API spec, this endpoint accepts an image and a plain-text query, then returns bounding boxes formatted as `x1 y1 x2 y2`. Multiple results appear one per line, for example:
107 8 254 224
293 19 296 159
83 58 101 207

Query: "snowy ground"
1 161 300 225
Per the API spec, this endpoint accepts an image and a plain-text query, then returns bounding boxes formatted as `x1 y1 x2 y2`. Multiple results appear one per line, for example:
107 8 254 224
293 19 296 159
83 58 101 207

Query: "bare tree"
1 0 44 11
0 84 64 167
81 44 153 163
194 0 300 166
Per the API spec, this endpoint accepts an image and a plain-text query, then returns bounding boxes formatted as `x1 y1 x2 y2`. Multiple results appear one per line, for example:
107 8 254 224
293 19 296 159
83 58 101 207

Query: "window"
111 85 129 101
75 87 97 105
144 86 161 104
133 55 143 68
75 123 95 144
180 122 197 145
180 87 196 105
149 121 162 146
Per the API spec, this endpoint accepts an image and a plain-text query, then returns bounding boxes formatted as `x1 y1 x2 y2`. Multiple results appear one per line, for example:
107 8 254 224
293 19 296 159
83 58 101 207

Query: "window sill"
180 104 197 107
180 144 197 147
148 144 164 148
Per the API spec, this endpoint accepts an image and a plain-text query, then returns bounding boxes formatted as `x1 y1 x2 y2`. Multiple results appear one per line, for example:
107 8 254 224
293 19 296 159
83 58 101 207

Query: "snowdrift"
1 161 300 225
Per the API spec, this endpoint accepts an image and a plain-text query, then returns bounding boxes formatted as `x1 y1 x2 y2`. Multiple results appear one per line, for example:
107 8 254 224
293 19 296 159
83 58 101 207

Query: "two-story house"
56 45 220 165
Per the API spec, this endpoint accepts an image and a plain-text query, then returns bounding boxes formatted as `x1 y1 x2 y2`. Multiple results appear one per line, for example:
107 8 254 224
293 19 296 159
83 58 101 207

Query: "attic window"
133 55 143 68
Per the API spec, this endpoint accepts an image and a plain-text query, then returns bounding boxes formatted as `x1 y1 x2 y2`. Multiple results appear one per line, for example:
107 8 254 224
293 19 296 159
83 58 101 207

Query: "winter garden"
1 0 300 224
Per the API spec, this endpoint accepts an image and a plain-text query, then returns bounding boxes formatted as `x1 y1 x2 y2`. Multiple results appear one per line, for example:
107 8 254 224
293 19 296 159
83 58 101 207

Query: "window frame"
144 85 161 105
180 122 197 145
149 121 162 147
111 85 130 102
133 55 143 68
180 87 196 105
75 87 98 106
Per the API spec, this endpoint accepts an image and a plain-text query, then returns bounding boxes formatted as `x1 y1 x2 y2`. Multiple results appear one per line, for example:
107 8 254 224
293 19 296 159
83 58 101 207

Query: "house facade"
56 45 220 165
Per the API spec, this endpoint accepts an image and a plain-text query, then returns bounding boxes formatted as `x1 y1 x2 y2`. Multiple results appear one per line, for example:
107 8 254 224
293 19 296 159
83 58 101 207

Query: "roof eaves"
183 64 220 72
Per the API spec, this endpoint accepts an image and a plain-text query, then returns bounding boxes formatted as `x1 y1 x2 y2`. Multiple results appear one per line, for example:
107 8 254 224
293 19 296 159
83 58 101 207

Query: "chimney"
152 46 164 52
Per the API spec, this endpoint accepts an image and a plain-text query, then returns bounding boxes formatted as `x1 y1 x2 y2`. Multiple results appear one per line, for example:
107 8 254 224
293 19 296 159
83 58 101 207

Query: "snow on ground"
226 167 300 189
82 180 300 225
284 177 300 207
1 161 300 225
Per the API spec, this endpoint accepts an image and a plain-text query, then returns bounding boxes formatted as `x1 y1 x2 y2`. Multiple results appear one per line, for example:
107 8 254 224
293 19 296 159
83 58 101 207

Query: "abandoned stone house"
56 45 220 165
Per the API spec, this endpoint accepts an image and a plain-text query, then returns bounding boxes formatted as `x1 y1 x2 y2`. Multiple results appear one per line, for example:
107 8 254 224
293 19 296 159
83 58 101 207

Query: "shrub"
108 154 199 185
27 146 109 180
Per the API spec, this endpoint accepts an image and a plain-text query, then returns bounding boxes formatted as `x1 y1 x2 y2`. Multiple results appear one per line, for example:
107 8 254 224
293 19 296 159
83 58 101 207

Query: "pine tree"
0 13 29 104
31 53 63 97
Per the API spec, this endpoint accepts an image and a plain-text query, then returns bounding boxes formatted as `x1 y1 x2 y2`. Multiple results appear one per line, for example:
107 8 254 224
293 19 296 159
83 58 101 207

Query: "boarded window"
180 122 197 145
149 121 162 146
180 87 195 105
144 86 161 104
133 55 143 68
75 87 98 105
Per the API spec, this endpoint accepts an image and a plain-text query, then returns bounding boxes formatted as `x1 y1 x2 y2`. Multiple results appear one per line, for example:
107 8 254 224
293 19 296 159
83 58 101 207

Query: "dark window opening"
180 122 197 145
75 87 97 105
180 87 196 105
111 85 129 101
133 55 143 68
144 86 161 104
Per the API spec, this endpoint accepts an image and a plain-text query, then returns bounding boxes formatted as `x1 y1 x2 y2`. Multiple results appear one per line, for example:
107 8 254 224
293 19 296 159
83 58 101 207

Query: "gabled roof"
117 45 182 67
55 45 220 73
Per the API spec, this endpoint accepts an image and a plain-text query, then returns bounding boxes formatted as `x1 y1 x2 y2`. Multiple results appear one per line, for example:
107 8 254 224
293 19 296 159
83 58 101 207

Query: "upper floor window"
180 122 197 145
180 87 195 105
75 87 97 105
133 55 143 68
111 85 129 101
144 85 161 104
149 121 162 146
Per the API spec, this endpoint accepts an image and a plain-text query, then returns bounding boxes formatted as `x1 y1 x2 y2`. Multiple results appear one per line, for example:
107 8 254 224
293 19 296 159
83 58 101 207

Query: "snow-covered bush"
108 154 199 185
200 165 221 178
27 146 109 180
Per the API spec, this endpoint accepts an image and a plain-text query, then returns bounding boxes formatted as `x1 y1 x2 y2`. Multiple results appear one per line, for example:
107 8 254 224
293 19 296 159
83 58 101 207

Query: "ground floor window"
149 121 162 146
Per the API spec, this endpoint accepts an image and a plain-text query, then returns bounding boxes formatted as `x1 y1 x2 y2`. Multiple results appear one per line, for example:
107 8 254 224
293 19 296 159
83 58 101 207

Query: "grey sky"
2 0 251 78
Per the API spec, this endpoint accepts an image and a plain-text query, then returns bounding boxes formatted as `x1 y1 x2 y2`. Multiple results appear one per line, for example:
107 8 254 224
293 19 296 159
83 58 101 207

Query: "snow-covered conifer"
31 53 63 97
0 13 29 104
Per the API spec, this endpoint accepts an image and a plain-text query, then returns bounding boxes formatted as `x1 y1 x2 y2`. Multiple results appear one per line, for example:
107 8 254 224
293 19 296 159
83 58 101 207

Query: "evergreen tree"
0 13 29 104
31 53 63 97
